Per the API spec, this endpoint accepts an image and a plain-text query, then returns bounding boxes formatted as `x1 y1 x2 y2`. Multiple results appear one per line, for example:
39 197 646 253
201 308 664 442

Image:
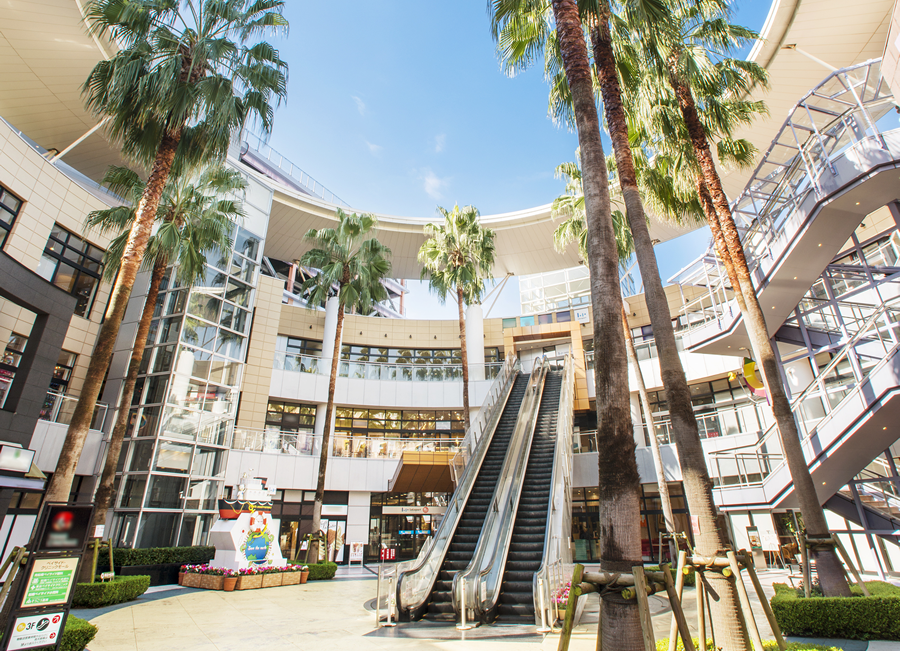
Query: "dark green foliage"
60 616 99 651
771 581 900 640
647 564 696 587
97 546 215 570
72 576 151 608
306 562 338 580
657 638 842 651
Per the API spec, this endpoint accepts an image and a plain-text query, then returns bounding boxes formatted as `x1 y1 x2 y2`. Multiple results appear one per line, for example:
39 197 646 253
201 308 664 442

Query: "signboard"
379 548 396 561
574 308 590 323
321 505 348 516
349 542 364 563
21 558 79 608
34 505 93 553
747 526 762 550
760 530 781 552
382 505 446 515
7 612 65 650
689 515 701 537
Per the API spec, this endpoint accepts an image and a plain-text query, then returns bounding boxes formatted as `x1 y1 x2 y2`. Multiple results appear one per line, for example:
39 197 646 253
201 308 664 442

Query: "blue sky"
268 2 772 319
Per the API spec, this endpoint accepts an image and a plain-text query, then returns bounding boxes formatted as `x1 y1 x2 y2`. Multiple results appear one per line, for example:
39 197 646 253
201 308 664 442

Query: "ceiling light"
818 243 822 247
855 202 860 206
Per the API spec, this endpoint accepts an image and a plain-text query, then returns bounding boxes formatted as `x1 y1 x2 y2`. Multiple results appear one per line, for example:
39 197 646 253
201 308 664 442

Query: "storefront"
369 492 448 562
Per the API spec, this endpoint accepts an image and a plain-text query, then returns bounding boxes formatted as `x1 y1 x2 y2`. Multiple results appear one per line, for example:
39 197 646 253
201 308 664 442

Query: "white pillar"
322 296 341 363
465 303 485 381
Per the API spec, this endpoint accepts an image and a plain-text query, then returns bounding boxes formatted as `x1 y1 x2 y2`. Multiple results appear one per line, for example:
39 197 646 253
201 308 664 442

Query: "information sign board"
7 612 65 650
34 505 93 553
349 542 364 562
21 558 79 608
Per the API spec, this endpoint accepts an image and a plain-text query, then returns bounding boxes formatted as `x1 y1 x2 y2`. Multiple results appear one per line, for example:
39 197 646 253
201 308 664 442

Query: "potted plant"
182 565 202 589
223 569 238 592
282 565 301 586
198 565 225 590
178 565 186 586
261 566 283 588
236 567 262 590
300 565 310 584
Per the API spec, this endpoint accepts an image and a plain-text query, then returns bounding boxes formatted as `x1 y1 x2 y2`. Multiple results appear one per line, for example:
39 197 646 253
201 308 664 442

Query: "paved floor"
81 568 898 651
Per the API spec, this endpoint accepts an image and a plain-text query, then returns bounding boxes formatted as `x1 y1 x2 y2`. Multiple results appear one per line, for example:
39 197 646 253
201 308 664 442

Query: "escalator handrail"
454 356 552 622
395 354 520 617
533 353 575 626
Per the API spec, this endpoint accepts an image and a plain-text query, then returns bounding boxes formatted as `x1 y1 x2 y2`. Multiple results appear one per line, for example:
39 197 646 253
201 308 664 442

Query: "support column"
465 303 485 382
316 296 342 459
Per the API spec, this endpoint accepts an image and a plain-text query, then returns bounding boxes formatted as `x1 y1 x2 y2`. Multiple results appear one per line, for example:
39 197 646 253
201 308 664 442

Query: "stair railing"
708 294 900 489
450 354 519 486
395 354 520 619
533 353 575 627
454 355 551 624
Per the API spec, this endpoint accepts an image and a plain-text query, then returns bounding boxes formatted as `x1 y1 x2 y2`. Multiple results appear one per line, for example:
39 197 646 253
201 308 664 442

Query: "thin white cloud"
365 140 382 155
420 168 449 200
352 95 366 116
434 133 446 153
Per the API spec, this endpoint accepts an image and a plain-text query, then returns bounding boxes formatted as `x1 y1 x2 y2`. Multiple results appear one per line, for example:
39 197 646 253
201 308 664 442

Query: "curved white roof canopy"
0 0 893 277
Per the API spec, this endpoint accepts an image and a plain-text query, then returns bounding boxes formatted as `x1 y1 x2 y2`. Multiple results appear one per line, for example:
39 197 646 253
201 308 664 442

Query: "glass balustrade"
273 352 502 382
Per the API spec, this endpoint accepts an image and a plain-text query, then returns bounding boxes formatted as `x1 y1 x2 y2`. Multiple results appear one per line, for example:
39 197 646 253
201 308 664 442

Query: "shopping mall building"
0 0 900 587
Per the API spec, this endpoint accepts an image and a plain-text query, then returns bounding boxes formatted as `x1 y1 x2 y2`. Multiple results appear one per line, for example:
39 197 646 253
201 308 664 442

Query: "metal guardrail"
669 58 895 332
240 131 349 206
455 356 551 623
709 293 900 488
40 391 108 431
395 355 520 619
534 353 574 628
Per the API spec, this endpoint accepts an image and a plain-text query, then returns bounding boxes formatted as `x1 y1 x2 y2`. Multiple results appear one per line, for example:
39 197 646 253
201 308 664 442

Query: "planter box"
183 573 202 588
237 574 262 590
282 572 301 586
199 574 224 590
261 573 283 588
112 563 183 586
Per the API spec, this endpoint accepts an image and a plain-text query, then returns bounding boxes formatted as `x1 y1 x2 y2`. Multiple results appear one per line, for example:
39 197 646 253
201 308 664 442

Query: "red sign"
380 548 395 561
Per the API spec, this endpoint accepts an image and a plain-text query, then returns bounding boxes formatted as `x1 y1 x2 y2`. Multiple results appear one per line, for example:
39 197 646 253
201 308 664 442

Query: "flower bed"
181 564 305 590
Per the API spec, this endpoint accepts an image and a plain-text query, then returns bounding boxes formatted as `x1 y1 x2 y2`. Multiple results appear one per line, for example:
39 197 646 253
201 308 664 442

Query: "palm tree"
641 0 851 597
417 205 496 432
82 165 243 554
551 155 678 561
297 210 392 560
44 0 288 503
492 1 644 645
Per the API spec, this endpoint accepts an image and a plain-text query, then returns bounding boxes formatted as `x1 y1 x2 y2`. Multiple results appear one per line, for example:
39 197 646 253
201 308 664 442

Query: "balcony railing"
40 391 108 431
231 428 462 459
273 352 503 382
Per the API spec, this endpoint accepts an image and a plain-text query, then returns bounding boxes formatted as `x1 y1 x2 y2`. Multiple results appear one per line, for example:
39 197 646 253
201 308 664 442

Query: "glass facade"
36 225 104 318
520 264 638 316
111 212 268 548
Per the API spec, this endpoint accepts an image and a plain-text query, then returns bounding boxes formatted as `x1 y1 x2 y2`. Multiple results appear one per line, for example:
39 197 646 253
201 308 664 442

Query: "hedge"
647 564 696 587
97 546 215 570
657 639 841 651
59 616 98 651
72 575 151 608
771 581 900 640
307 562 338 580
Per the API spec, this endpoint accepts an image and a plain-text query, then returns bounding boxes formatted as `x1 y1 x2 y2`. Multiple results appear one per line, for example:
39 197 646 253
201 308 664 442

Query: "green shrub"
307 562 337 580
771 581 900 640
72 576 151 608
647 564 696 587
59 616 98 651
97 546 215 570
656 638 841 651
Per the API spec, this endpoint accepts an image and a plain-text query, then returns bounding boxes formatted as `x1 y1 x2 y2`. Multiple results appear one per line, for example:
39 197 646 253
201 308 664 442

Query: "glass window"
520 316 535 327
128 440 155 472
36 225 104 317
0 186 22 248
192 448 225 477
119 476 147 508
154 441 192 473
137 512 180 548
234 228 261 262
144 475 186 509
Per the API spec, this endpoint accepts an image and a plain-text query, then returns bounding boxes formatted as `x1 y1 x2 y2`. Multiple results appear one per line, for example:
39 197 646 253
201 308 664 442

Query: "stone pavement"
79 567 898 651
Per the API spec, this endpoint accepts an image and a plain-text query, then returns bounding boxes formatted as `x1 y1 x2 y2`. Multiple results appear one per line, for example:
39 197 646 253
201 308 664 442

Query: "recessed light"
855 202 860 205
794 277 798 280
818 243 822 247
728 346 731 348
884 427 888 430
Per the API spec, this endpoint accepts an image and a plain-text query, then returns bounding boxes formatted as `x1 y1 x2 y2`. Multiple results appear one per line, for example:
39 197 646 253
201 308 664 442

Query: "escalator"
424 374 530 620
495 370 561 622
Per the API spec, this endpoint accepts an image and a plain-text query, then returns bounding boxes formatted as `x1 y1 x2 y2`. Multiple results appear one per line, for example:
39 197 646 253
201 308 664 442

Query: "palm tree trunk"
458 286 471 432
77 256 167 581
673 75 851 597
312 300 345 563
622 304 677 561
44 133 181 504
590 15 751 645
550 1 642 646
